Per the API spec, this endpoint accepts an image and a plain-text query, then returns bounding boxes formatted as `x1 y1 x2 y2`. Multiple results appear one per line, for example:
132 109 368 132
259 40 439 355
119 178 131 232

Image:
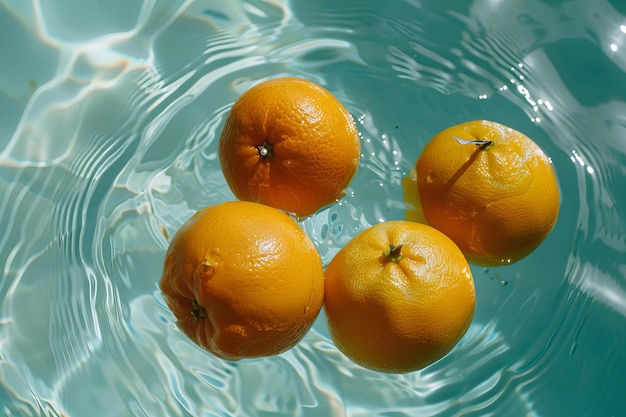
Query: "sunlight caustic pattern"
1 0 625 416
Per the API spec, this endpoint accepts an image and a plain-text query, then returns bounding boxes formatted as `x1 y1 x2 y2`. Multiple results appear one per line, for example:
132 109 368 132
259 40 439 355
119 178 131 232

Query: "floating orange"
324 220 476 373
160 201 324 360
407 120 560 265
218 77 361 217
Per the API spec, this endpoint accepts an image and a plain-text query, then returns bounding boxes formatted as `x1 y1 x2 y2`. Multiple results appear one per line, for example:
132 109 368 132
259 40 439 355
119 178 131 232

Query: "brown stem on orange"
384 244 404 263
452 135 494 150
191 300 207 321
257 140 274 158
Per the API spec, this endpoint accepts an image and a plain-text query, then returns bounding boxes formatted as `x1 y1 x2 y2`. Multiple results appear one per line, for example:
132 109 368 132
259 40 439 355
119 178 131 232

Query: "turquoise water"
1 0 625 416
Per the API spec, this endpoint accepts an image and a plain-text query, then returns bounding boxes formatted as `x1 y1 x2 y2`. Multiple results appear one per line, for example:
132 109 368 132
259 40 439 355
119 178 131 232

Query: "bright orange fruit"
324 221 476 373
406 120 560 266
218 77 361 217
160 201 324 360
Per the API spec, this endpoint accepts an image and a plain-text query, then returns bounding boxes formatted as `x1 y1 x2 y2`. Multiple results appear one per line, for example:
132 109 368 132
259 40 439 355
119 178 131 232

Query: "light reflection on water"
1 0 625 416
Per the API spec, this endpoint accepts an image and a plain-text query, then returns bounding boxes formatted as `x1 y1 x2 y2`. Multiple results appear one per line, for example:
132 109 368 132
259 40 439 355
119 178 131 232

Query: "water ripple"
1 0 626 416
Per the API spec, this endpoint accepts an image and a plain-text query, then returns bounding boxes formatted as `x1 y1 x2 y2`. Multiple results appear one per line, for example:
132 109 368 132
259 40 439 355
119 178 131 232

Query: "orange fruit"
324 220 476 373
159 201 324 360
218 77 361 217
406 120 560 266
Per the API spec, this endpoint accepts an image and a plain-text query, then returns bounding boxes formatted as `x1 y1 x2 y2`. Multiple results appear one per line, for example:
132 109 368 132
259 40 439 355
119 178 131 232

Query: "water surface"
1 0 625 416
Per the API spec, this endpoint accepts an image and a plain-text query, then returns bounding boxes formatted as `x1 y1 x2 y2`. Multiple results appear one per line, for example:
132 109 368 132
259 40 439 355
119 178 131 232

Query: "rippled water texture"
1 0 625 416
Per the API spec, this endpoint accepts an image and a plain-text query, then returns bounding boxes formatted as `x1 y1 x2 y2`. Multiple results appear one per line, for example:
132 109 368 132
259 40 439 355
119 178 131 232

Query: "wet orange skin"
407 120 560 266
324 220 476 373
218 77 361 217
160 201 324 360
